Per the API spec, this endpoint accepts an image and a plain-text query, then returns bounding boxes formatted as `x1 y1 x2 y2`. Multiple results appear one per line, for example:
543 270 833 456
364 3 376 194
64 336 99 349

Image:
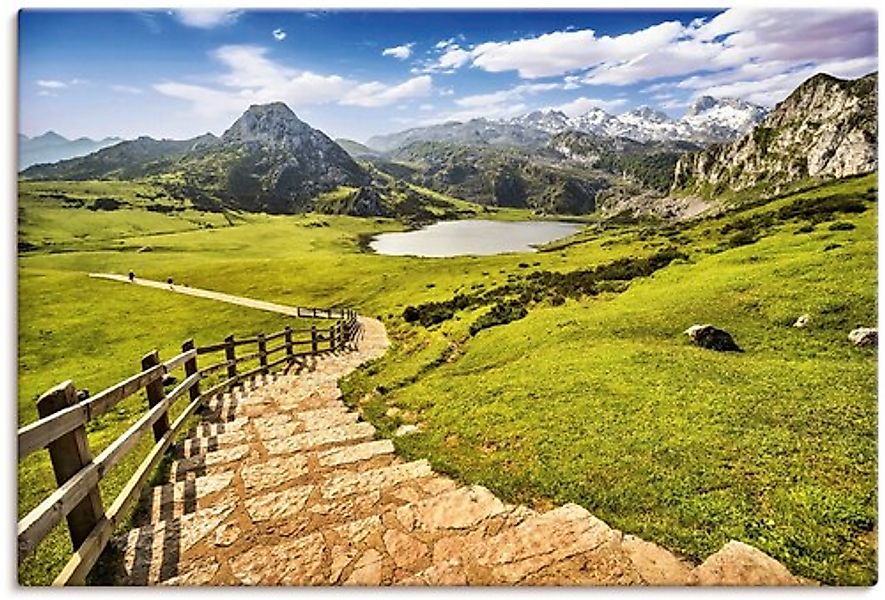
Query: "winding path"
92 275 809 586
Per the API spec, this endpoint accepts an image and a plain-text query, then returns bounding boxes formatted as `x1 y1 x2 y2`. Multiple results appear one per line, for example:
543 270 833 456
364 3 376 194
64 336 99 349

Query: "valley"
17 68 878 587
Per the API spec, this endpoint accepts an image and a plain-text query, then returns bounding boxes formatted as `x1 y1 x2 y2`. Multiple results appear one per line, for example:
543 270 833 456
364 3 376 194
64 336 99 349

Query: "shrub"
828 221 856 231
469 299 528 336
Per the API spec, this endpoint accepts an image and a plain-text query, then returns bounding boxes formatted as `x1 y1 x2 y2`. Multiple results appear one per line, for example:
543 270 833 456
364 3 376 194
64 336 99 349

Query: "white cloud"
37 90 54 97
382 43 414 60
155 45 433 119
111 84 144 95
342 75 432 107
174 9 241 29
420 8 875 111
272 28 287 42
419 104 434 111
547 96 628 117
37 80 66 89
455 82 561 109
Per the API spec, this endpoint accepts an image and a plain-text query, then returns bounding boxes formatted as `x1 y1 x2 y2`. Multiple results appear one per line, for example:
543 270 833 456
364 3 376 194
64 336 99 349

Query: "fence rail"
17 307 361 585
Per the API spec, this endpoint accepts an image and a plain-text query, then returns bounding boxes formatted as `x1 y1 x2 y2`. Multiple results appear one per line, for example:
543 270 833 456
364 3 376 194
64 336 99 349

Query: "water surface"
369 219 582 257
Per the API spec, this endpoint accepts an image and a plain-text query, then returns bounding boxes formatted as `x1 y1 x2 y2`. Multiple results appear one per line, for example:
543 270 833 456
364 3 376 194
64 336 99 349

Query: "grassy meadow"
17 174 877 585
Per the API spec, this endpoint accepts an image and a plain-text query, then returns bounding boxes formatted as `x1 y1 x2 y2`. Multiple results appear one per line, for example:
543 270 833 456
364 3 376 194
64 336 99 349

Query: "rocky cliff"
671 72 877 198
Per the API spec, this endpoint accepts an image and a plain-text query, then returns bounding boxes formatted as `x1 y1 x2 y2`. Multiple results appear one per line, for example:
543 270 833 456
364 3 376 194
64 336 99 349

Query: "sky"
18 7 878 143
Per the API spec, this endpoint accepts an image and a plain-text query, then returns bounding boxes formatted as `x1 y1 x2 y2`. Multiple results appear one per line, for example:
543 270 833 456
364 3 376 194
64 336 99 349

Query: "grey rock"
684 324 743 352
848 327 877 347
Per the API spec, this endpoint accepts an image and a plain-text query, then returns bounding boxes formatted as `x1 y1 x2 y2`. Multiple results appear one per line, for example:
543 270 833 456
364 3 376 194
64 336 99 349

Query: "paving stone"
332 515 383 546
408 485 507 532
245 485 314 522
241 455 309 494
213 522 240 548
148 472 235 522
263 422 375 455
160 556 220 586
297 407 360 431
321 460 433 501
318 439 395 467
252 414 297 440
230 532 327 585
170 444 251 480
344 549 384 585
329 545 359 583
384 529 429 571
181 430 248 457
471 504 617 584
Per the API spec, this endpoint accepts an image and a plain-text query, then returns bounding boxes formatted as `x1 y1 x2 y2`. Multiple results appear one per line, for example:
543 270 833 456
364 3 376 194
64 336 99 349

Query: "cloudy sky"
19 7 877 142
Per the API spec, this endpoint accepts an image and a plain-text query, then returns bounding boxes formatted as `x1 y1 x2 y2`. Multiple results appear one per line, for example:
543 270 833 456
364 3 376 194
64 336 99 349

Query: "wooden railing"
17 308 361 585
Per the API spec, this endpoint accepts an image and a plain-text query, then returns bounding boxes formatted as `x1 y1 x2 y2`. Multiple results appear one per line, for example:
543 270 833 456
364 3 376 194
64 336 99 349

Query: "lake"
369 219 583 257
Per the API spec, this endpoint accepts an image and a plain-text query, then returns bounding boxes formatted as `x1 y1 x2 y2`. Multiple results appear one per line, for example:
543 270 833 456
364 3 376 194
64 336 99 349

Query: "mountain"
22 102 370 214
672 72 877 197
367 118 551 152
19 131 122 170
21 134 219 180
367 98 767 152
336 138 382 158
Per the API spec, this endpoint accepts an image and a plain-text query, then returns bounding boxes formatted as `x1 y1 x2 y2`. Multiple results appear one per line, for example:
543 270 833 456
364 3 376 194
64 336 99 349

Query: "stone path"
109 316 811 586
89 273 307 317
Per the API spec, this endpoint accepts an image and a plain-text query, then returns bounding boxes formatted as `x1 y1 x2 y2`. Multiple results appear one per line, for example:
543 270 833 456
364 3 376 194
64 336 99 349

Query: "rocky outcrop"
672 72 877 198
685 324 742 352
848 327 877 347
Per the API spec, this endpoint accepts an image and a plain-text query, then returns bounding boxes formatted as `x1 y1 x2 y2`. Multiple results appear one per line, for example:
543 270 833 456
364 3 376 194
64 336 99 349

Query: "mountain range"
19 131 122 170
20 72 877 219
366 96 768 152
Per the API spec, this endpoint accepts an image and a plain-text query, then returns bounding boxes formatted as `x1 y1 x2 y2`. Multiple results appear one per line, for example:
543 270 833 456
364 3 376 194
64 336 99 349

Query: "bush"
828 221 856 231
727 231 758 248
469 299 528 336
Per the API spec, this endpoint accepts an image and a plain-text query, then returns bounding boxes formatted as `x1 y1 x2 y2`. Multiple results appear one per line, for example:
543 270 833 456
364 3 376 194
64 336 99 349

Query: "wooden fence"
17 308 361 585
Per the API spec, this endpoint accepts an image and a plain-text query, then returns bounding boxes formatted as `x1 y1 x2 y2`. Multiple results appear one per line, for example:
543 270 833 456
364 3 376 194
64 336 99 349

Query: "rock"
244 485 313 522
689 540 803 586
383 529 429 570
848 327 877 347
394 424 419 437
344 548 384 585
684 324 742 352
793 314 811 328
318 439 395 467
408 485 507 532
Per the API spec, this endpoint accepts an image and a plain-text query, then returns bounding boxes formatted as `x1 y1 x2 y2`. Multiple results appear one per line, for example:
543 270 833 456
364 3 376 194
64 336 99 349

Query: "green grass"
17 174 877 585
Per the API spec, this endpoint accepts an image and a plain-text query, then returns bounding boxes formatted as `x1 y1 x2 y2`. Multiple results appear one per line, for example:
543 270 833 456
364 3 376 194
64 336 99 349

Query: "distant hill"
22 103 370 214
672 72 878 198
335 138 381 158
19 131 122 170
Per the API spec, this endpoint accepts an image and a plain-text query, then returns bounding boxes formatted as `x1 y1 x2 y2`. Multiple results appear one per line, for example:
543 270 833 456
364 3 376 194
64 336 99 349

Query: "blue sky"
19 8 878 142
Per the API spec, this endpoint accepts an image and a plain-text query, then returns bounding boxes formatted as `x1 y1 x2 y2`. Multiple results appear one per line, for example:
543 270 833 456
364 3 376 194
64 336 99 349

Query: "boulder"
793 314 811 328
684 324 742 352
848 327 877 347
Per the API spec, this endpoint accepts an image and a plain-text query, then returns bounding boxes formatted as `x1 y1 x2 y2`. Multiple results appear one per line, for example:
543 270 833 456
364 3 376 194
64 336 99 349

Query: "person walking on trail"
128 271 135 282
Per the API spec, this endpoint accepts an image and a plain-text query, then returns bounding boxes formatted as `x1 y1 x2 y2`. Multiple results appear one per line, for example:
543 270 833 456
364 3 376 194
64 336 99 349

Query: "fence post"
182 338 200 403
258 333 268 374
284 326 293 360
311 326 318 354
36 381 104 551
141 351 169 442
225 335 237 380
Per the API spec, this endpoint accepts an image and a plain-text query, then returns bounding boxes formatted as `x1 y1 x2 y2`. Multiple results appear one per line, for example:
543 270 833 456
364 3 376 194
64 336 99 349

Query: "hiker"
167 277 174 288
128 271 135 282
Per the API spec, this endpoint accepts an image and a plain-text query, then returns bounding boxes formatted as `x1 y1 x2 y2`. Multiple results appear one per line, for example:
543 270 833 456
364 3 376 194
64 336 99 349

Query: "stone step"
168 443 254 482
176 429 249 459
114 501 237 585
262 421 376 455
144 472 238 524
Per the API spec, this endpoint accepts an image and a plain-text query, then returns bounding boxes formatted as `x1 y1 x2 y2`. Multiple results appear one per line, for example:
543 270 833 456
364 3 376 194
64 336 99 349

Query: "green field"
17 174 877 585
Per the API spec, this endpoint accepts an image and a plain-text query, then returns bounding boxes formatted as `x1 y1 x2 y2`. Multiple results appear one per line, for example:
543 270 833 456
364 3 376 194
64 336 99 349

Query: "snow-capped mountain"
509 98 768 144
367 96 768 151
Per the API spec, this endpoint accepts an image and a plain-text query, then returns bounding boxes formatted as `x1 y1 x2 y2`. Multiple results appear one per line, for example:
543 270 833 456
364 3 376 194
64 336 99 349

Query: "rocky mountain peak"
672 71 877 198
222 102 313 147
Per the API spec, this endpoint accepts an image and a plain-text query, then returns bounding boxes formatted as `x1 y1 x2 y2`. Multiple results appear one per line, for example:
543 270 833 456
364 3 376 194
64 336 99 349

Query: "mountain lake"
369 219 583 257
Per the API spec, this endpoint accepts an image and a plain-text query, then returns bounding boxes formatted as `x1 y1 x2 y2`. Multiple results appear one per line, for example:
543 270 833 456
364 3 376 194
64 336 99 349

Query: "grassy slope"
17 174 877 585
